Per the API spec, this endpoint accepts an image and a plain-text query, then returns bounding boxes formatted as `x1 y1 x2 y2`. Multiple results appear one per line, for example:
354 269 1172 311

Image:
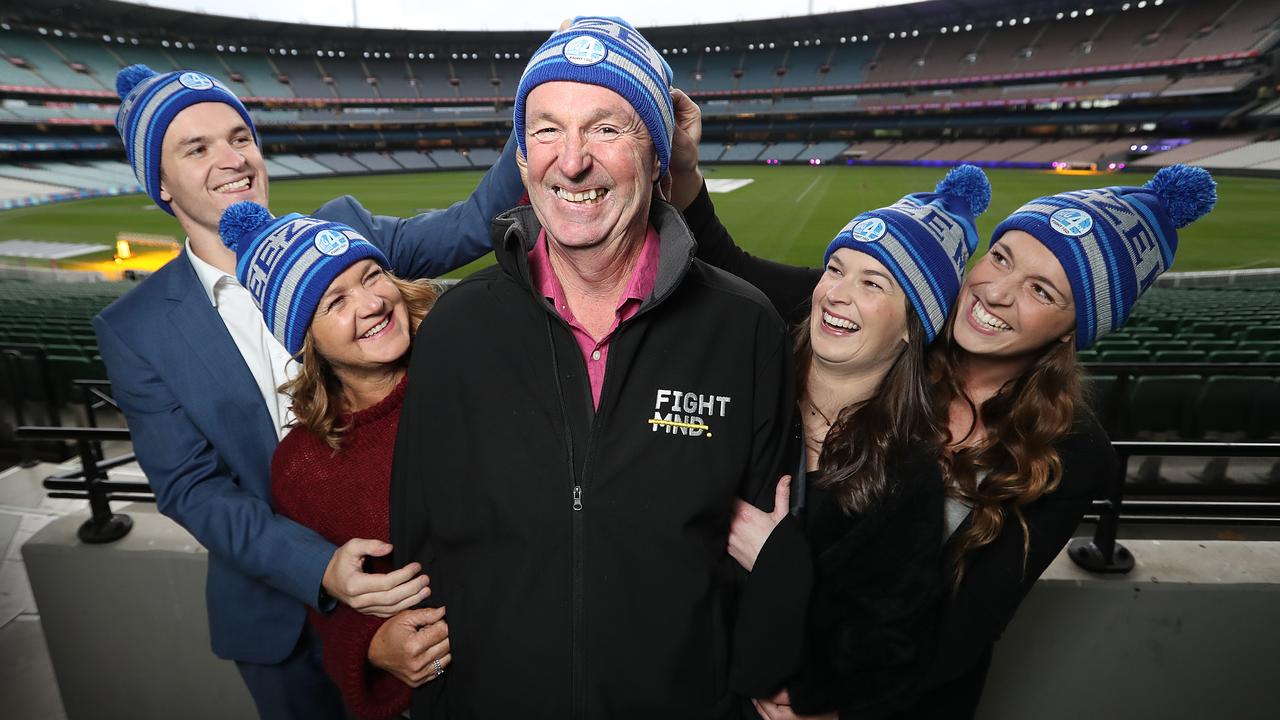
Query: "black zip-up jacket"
390 199 794 719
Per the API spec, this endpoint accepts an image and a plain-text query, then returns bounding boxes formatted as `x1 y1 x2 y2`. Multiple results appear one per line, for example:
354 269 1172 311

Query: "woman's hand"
727 475 791 572
664 87 705 210
752 690 837 720
368 606 452 687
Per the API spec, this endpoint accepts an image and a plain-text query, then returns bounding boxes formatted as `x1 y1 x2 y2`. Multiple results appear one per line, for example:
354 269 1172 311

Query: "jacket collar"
490 199 697 313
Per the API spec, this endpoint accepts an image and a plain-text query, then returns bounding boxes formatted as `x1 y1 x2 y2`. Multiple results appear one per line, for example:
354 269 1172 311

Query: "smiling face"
519 81 659 253
952 229 1077 357
308 259 410 386
809 248 911 376
159 102 268 238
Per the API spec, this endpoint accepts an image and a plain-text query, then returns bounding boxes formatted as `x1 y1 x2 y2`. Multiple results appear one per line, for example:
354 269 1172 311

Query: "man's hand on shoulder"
322 538 430 617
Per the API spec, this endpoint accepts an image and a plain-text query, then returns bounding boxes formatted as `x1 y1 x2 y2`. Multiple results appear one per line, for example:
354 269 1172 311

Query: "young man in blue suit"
94 65 524 718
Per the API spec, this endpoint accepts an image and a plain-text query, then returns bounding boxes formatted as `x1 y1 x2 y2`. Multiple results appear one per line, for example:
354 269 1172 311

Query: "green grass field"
2 165 1277 277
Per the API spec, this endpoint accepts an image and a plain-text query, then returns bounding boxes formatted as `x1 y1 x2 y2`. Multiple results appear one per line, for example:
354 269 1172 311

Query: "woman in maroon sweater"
217 201 448 720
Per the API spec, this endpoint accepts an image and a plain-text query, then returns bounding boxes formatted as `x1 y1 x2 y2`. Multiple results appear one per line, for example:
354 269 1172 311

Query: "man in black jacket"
390 16 792 720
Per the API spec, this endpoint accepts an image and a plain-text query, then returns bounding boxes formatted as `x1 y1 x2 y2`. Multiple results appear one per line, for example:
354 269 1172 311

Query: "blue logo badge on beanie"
1049 208 1093 237
850 218 887 242
314 229 350 256
178 72 214 90
563 36 608 66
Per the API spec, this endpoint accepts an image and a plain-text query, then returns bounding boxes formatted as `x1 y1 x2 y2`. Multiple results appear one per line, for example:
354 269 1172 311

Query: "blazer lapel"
165 254 278 464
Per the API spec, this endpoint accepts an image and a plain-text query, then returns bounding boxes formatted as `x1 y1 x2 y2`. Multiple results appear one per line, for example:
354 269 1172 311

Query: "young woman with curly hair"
901 165 1217 717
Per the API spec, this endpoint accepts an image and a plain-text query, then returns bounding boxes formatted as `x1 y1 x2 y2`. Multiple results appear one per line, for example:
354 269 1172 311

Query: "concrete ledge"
21 506 254 720
981 540 1280 719
21 508 1280 720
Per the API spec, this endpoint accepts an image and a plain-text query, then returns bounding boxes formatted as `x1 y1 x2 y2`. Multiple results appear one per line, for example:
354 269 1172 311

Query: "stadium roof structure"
7 0 1207 55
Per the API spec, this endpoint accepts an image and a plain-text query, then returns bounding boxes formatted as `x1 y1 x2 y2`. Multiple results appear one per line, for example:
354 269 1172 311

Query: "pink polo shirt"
528 226 661 409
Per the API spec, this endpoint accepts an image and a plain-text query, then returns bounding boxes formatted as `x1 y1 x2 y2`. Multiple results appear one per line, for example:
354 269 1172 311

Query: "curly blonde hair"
279 273 439 450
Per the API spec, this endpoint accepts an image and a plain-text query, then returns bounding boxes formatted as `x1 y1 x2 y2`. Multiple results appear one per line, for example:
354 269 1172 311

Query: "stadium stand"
268 154 335 176
1187 139 1280 170
392 150 437 170
350 151 400 172
311 152 367 173
720 142 767 162
796 141 849 162
464 148 501 167
1131 135 1259 167
761 142 808 162
429 149 473 169
273 55 336 98
698 142 726 162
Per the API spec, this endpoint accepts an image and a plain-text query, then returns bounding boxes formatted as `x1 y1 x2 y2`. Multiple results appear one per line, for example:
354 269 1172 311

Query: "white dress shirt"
187 242 297 440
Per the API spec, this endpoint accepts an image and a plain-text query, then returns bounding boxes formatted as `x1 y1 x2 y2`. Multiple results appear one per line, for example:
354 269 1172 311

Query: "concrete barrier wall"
21 505 254 720
22 509 1280 719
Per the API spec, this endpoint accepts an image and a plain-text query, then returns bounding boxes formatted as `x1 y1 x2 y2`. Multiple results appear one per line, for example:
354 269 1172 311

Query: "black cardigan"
731 434 947 719
683 184 1116 719
894 411 1114 718
681 186 946 716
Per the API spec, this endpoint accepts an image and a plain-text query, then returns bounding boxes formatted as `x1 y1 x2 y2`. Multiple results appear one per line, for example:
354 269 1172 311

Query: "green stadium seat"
1094 339 1141 352
1177 333 1217 343
1099 350 1152 363
1125 375 1201 439
1144 319 1182 334
1238 341 1280 354
1077 350 1100 363
1153 350 1206 363
1186 322 1231 339
1190 340 1235 354
1207 350 1261 363
1144 340 1188 353
41 343 85 357
1243 326 1280 341
1195 376 1279 440
1263 351 1280 364
1084 375 1121 435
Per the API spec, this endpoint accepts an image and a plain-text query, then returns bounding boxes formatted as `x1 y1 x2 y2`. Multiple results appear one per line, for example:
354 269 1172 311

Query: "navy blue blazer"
93 142 524 664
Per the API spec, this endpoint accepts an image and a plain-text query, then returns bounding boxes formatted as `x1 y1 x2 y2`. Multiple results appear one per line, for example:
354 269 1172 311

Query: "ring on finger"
433 658 444 677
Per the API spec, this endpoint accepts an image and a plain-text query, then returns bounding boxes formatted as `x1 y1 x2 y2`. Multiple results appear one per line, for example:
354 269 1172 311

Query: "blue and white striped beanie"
114 64 258 215
991 165 1216 349
824 165 991 344
217 201 388 356
514 16 675 176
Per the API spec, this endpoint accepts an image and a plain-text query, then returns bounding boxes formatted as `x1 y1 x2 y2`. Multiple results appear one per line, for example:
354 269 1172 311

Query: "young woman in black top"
666 92 1217 719
672 158 994 718
901 164 1216 717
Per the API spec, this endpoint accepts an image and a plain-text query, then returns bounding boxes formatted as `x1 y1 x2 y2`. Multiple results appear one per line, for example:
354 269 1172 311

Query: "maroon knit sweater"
271 376 411 720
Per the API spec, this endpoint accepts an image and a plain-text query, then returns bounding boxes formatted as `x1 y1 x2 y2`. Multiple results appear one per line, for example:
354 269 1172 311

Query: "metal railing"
1068 440 1280 573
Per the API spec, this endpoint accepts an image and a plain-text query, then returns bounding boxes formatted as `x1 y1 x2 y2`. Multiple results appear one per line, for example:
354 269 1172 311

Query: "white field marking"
705 178 754 193
796 176 822 202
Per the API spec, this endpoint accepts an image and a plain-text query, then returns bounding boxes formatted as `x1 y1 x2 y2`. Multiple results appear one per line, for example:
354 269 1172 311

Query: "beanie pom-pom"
935 164 991 216
219 201 273 252
116 64 155 99
1145 164 1216 229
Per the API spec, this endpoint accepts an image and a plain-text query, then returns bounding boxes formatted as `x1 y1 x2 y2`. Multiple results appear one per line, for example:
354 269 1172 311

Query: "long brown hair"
796 304 936 515
280 272 439 450
930 326 1083 588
